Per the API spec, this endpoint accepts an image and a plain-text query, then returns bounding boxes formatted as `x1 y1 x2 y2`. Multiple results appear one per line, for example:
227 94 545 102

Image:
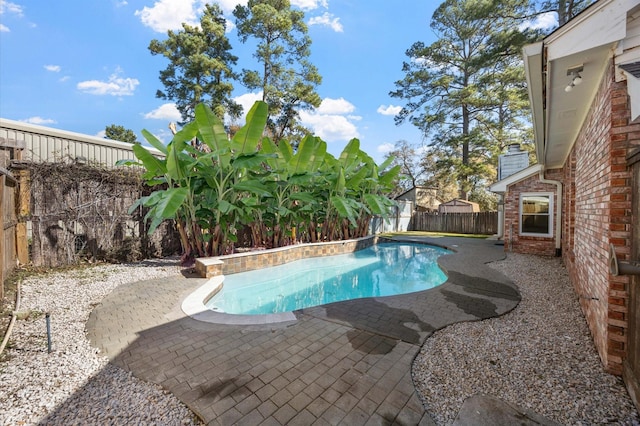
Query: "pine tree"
233 0 322 142
149 3 240 123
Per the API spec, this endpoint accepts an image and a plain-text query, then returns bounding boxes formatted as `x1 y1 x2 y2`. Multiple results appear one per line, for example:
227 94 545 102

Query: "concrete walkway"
86 237 524 425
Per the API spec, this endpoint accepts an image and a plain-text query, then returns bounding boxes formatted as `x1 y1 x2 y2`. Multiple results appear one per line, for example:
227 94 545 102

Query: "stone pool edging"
194 235 378 278
186 236 382 325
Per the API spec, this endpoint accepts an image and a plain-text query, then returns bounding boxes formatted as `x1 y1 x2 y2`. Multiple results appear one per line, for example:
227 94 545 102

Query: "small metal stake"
45 312 52 353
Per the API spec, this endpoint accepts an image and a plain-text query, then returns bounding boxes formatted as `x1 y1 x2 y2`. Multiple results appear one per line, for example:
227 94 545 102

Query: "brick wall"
504 174 558 257
561 60 637 375
503 59 638 375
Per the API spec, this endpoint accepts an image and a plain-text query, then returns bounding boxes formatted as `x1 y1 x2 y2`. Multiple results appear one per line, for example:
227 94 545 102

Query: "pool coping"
182 235 452 325
181 274 299 324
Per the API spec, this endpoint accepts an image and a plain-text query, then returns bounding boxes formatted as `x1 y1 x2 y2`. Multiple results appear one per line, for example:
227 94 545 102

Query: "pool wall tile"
195 236 378 278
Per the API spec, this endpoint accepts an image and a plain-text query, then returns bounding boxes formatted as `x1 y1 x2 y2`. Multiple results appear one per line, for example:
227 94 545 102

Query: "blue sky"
0 0 448 162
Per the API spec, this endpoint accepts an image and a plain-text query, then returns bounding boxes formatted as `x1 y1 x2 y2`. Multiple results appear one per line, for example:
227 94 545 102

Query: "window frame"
519 192 554 237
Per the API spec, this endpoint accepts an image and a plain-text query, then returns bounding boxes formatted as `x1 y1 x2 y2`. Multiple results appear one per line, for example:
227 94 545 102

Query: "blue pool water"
205 242 450 315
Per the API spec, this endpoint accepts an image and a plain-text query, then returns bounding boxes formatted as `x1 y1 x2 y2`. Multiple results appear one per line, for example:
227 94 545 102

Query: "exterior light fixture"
565 65 584 93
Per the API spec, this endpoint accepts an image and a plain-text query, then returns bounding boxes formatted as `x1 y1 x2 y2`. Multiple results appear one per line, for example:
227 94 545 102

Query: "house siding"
561 60 637 375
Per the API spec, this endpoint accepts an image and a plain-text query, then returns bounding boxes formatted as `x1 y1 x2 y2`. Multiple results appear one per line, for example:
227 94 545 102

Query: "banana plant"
194 101 270 255
257 135 325 247
121 101 270 259
121 100 399 260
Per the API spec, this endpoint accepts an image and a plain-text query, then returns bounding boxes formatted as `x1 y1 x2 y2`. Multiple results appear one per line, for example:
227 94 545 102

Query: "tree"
384 140 428 196
233 0 322 142
105 124 138 143
391 0 537 201
531 0 596 27
149 3 241 123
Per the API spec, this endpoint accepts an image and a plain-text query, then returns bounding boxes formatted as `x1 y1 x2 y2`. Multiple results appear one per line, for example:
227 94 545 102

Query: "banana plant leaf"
232 153 275 171
143 187 189 234
231 101 268 155
218 199 237 214
378 164 401 187
288 134 316 176
290 192 316 203
132 144 166 177
195 103 231 168
233 181 273 197
141 129 168 155
363 193 395 215
330 195 359 227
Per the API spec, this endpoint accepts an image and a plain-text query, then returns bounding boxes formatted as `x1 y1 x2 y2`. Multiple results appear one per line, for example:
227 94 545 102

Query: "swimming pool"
204 242 450 315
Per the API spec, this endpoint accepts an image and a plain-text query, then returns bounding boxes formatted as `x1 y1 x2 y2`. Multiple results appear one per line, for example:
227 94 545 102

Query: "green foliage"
105 124 138 144
149 3 240 123
391 0 538 201
124 101 396 260
233 0 322 142
531 0 596 27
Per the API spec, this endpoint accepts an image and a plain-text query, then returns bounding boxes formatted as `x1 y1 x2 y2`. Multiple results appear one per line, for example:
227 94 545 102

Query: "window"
519 193 553 237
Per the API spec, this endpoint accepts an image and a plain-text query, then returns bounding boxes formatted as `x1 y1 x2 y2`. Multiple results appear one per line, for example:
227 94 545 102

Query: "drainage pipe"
0 280 21 356
539 169 563 257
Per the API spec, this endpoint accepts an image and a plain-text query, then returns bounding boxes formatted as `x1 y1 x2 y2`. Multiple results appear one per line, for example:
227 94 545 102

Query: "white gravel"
2 253 639 425
0 259 202 426
413 253 640 425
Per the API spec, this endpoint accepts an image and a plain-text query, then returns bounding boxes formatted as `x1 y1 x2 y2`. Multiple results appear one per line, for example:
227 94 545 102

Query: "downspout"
538 44 562 257
539 168 563 257
496 194 504 239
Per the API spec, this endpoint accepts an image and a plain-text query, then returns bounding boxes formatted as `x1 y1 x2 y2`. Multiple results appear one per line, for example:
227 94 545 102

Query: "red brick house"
490 0 640 409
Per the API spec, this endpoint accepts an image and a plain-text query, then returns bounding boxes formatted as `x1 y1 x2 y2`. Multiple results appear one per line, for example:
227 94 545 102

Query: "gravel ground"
1 253 639 425
0 259 203 426
413 253 640 425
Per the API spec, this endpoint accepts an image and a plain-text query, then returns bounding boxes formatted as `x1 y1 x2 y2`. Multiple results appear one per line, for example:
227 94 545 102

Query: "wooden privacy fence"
1 168 17 300
1 137 28 299
410 211 498 235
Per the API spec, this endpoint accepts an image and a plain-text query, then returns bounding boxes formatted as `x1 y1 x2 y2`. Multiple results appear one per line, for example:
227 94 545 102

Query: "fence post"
16 167 29 265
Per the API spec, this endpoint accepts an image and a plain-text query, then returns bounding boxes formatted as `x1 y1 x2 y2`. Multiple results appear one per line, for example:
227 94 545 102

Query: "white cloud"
377 143 394 154
299 110 359 143
299 98 360 143
77 69 139 96
21 116 56 125
225 17 236 33
217 0 246 14
0 1 24 16
59 76 70 82
143 103 182 121
135 0 204 33
317 97 355 115
291 0 327 10
44 64 61 72
521 11 557 31
308 12 343 32
95 130 107 138
377 105 401 116
0 0 24 32
114 1 128 7
230 93 359 143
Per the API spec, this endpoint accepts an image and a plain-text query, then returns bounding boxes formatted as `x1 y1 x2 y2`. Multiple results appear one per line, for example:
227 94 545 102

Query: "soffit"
524 0 634 169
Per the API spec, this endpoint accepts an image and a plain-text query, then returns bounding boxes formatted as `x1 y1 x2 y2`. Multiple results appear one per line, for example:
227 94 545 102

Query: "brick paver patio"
85 236 519 425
